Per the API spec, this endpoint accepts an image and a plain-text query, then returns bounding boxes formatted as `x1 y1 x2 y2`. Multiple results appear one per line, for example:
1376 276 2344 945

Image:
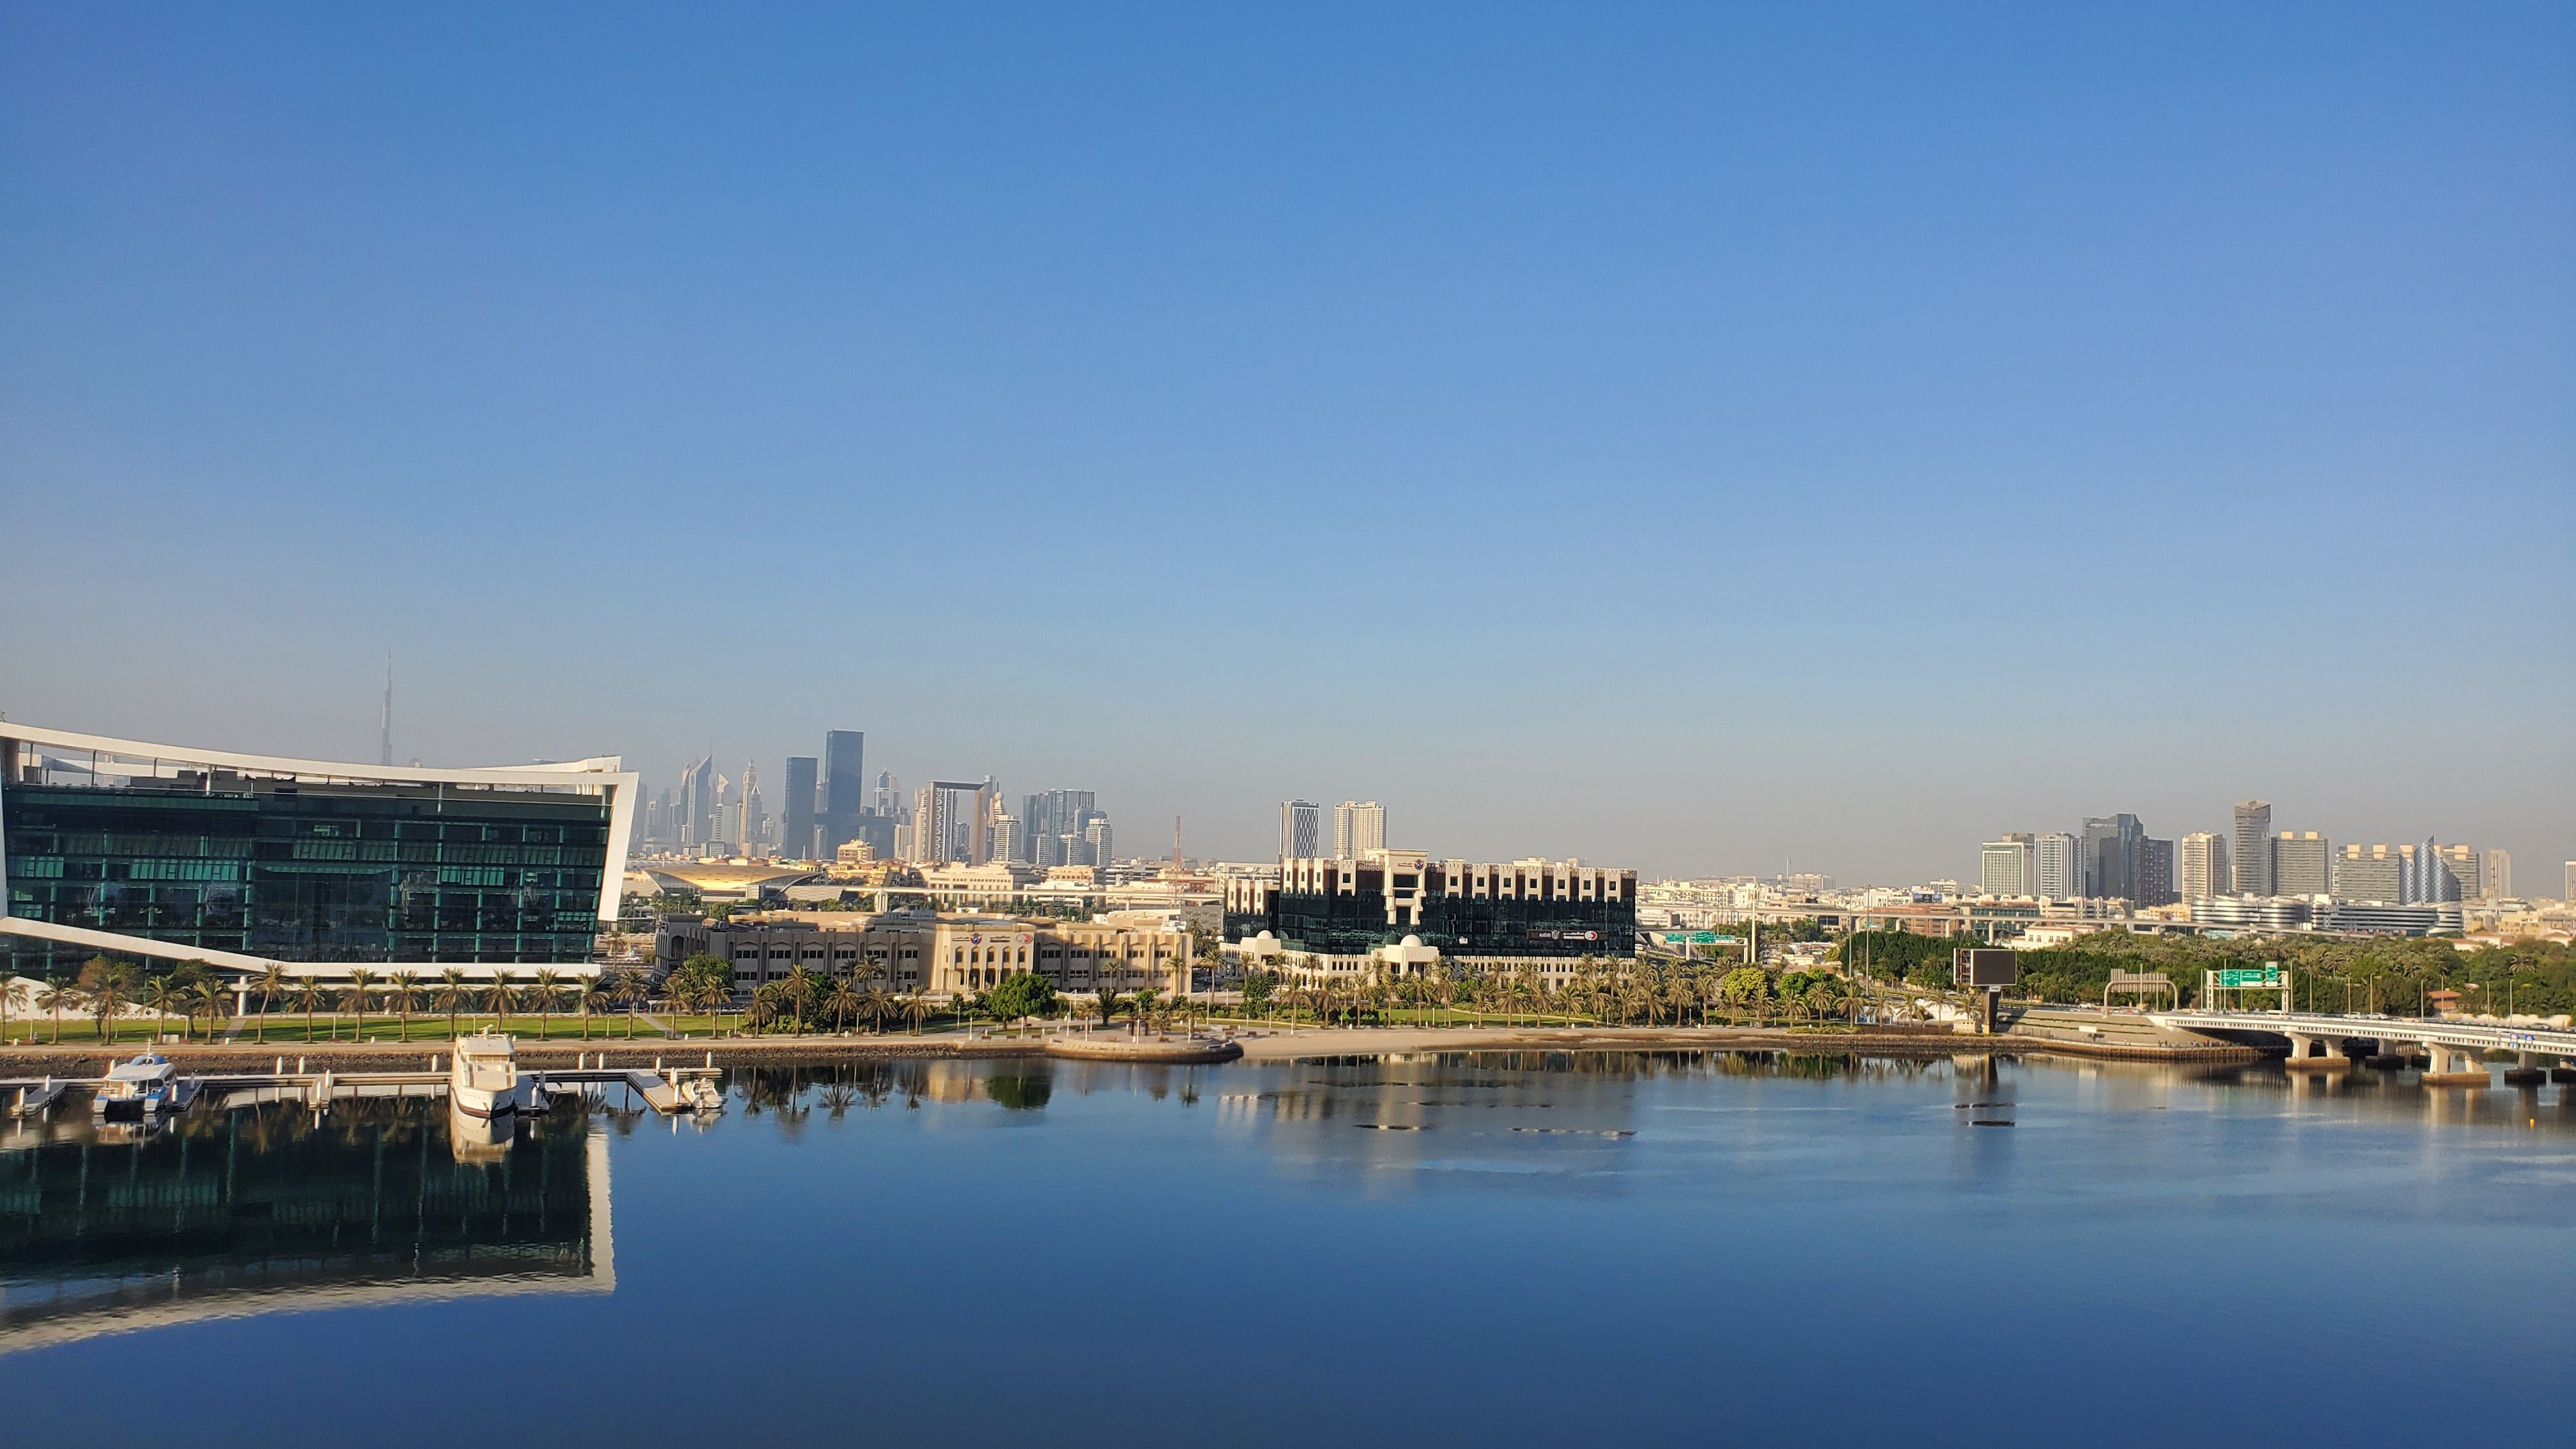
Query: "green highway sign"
2217 967 2281 988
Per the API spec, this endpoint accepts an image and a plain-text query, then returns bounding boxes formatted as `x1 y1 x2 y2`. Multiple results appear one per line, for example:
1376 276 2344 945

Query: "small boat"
92 1054 198 1121
448 1032 523 1123
682 1077 724 1113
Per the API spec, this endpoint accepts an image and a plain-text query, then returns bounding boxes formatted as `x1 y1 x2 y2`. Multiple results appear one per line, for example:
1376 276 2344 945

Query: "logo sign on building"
2216 967 2281 988
1953 948 2019 988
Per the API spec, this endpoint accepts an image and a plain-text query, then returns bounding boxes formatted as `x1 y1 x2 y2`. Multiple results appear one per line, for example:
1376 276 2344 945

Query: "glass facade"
1229 887 1635 959
3 770 612 974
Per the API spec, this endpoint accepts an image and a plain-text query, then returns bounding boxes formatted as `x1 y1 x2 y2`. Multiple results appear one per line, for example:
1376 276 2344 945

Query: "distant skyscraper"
2333 844 2404 903
1980 834 2034 897
2232 801 2273 896
2179 832 2229 901
737 760 764 856
1084 816 1114 866
2564 860 2574 904
782 756 819 861
2135 838 2175 906
990 812 1022 866
2486 848 2511 901
2402 838 2469 904
2032 832 2082 900
2273 831 2329 897
677 756 715 850
2081 814 2145 900
1333 801 1384 858
821 730 866 850
1280 800 1321 861
874 770 900 818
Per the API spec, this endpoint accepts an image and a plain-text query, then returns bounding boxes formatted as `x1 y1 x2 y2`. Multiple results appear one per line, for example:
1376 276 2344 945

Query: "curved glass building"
1 722 638 981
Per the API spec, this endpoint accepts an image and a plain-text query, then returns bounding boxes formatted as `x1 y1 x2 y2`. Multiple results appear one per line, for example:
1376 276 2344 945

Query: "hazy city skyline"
2 6 2568 885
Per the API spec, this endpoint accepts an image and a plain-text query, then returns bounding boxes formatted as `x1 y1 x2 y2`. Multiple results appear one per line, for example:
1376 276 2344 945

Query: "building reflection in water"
0 1098 611 1354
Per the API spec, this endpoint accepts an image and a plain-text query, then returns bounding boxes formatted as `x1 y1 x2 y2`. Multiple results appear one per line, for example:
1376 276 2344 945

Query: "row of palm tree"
1241 955 1894 1031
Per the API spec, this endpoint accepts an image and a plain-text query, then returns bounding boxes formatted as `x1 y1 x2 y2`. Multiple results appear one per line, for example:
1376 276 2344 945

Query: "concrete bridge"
2150 1009 2576 1085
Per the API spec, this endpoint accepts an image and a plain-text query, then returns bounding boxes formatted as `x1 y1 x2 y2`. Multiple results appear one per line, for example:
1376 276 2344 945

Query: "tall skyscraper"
990 811 1022 866
2032 832 2082 900
1280 800 1321 861
2179 832 2230 900
2135 838 2175 906
874 770 900 818
1979 834 2034 896
2232 801 2273 896
2487 848 2511 901
820 730 866 850
1084 816 1114 867
737 760 764 856
1333 801 1385 858
2273 831 2329 897
782 756 819 861
2081 814 2145 900
677 756 715 850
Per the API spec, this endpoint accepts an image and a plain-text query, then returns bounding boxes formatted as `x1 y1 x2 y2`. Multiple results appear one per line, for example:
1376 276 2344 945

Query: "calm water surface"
4 1050 2571 1446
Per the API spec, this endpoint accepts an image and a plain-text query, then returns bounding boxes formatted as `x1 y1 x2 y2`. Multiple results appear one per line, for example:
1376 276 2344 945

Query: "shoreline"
0 1022 2263 1077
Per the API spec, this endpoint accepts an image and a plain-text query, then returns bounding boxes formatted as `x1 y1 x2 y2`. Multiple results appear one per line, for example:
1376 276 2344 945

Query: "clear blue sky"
3 3 2569 885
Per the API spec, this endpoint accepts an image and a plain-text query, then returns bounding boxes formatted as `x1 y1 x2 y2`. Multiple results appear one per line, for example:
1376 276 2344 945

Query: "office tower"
737 761 764 856
821 730 866 851
1084 816 1114 867
643 791 669 848
2403 838 2467 904
2080 814 2145 900
2179 832 2230 901
990 812 1022 866
2431 843 2480 901
2333 844 2403 902
1333 801 1385 859
1023 791 1097 850
2232 801 2273 896
2487 848 2511 901
2273 831 2329 897
677 756 714 850
1057 832 1089 867
781 756 819 861
874 770 900 818
2136 838 2175 906
1280 800 1321 861
2032 832 2082 900
1980 834 2034 897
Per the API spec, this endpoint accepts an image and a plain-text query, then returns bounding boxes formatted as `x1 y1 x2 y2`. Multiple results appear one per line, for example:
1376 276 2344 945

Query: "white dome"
1401 934 1423 947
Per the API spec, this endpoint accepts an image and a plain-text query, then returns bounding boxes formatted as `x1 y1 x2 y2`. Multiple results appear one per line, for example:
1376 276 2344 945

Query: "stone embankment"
0 1013 2257 1078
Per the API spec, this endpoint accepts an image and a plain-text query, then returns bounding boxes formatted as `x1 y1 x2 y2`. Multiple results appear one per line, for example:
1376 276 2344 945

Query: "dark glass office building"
1 726 636 977
1225 855 1637 960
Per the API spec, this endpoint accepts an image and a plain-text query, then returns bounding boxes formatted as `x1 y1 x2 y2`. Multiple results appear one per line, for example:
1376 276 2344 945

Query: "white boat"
92 1054 197 1121
448 1032 523 1123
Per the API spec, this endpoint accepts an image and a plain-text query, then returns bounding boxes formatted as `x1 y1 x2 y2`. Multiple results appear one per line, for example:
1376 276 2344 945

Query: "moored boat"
91 1054 197 1121
448 1032 523 1122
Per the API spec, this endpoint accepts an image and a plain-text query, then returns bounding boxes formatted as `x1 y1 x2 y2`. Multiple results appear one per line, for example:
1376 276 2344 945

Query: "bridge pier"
2501 1052 2548 1088
2283 1032 2352 1071
2421 1044 2490 1087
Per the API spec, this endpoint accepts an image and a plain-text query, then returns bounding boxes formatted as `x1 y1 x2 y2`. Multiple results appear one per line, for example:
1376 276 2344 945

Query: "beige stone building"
655 908 1192 999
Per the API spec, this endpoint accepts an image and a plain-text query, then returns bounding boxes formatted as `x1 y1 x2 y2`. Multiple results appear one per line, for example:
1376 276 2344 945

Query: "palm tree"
779 966 822 1034
480 975 519 1032
0 972 17 1046
140 976 188 1043
903 992 930 1034
384 970 422 1042
343 968 379 1043
293 979 328 1042
610 968 650 1039
744 983 783 1034
823 976 863 1034
80 956 139 1045
252 964 289 1043
434 969 473 1039
530 969 564 1040
187 979 228 1041
37 975 75 1045
573 976 610 1039
859 983 893 1035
